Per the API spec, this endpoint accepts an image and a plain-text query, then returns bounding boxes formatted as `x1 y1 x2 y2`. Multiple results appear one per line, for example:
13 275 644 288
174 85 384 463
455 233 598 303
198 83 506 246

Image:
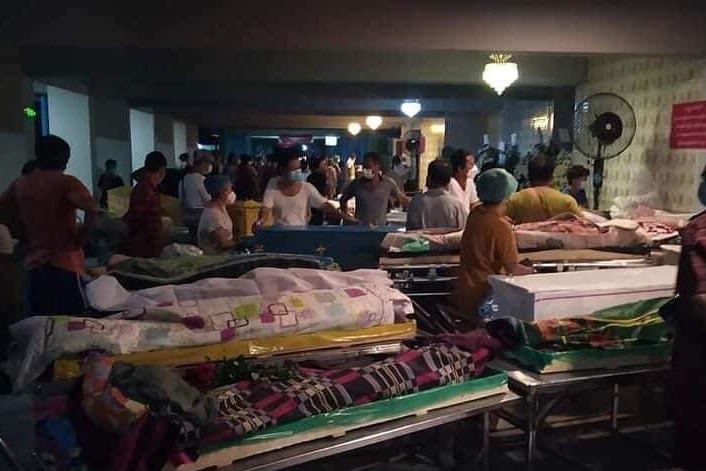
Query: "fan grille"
573 93 636 160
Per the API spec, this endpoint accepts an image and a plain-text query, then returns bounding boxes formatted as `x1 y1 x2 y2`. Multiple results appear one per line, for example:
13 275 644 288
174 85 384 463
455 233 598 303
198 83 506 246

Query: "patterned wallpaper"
575 57 706 212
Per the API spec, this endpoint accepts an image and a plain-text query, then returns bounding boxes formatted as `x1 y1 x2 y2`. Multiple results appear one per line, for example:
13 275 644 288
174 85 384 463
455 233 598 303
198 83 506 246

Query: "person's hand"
252 219 264 233
514 263 534 276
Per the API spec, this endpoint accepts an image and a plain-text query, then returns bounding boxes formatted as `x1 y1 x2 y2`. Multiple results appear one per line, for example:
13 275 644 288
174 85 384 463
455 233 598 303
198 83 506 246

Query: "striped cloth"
202 345 477 443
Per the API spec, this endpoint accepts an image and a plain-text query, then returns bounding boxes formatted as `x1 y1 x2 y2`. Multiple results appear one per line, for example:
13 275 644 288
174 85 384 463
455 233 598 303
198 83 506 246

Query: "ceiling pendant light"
482 54 519 95
348 122 362 136
365 115 383 130
400 100 421 118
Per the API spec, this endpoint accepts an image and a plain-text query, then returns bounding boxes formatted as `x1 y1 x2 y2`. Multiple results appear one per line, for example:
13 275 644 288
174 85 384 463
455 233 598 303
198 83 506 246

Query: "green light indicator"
23 107 38 118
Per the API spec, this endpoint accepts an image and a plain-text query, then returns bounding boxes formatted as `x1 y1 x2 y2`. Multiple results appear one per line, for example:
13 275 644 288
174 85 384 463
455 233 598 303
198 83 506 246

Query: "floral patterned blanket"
6 280 410 391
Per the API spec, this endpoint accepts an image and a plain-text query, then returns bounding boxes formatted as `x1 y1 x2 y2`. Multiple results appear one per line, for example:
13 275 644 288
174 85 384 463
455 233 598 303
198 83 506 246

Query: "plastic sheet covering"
505 297 673 373
53 321 416 380
506 342 672 373
110 253 337 290
201 369 507 455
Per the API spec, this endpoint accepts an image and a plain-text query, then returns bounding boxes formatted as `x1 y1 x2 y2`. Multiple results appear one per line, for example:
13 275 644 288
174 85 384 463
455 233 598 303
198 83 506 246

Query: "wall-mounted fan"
402 130 424 191
573 93 636 210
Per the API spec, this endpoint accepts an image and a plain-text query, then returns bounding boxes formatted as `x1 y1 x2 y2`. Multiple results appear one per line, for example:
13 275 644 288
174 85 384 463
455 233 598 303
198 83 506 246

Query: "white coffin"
659 245 682 266
488 265 677 322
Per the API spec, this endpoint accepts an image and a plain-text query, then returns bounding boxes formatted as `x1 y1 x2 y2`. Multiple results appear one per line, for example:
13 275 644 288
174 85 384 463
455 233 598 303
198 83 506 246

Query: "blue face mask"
699 181 706 206
288 170 306 182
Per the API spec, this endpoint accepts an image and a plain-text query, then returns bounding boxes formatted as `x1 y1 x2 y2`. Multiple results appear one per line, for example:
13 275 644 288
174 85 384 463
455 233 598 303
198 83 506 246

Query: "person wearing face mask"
123 151 168 258
197 175 237 254
340 152 409 226
671 165 706 471
180 156 213 238
448 149 479 212
254 148 344 228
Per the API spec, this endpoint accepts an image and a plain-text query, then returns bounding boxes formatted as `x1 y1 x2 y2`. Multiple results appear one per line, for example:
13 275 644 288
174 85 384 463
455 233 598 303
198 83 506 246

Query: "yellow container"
108 187 183 227
228 200 262 237
106 186 132 218
160 194 182 226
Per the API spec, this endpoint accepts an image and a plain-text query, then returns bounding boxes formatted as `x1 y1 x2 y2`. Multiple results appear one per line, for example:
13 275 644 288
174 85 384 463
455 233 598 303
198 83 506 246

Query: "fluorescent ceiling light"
530 115 549 131
400 101 421 118
348 122 362 136
430 124 445 134
365 115 383 130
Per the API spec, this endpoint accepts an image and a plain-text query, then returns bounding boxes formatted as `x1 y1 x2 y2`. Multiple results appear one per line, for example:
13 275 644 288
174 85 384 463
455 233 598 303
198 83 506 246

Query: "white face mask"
226 191 236 205
362 168 375 180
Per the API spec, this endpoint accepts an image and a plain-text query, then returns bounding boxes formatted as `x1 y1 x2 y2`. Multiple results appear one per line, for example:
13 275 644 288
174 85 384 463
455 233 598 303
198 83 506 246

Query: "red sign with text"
671 101 706 149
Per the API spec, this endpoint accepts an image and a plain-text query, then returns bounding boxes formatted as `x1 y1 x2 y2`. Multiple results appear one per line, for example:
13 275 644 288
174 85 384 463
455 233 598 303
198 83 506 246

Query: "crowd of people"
0 134 599 320
3 133 706 469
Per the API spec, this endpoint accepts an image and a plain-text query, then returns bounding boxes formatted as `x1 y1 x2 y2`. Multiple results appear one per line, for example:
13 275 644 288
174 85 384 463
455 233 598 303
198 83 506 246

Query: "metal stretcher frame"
490 360 671 470
196 392 521 471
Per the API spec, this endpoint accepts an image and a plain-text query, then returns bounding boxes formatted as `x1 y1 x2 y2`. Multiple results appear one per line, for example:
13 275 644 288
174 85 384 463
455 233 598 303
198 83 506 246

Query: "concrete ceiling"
3 0 705 129
4 0 706 55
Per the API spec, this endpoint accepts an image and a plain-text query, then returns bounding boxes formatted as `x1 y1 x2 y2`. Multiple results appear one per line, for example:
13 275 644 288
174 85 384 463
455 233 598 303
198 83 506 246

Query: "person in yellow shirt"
454 169 533 326
506 154 582 224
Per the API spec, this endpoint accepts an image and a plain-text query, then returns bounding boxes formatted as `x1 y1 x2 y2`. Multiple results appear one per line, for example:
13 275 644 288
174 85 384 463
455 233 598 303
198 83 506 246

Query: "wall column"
155 114 175 164
47 86 93 192
0 62 34 191
90 97 131 193
444 114 488 154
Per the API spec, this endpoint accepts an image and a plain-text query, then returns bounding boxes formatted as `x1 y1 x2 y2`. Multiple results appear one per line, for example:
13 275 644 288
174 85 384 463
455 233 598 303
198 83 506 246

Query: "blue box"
254 226 398 270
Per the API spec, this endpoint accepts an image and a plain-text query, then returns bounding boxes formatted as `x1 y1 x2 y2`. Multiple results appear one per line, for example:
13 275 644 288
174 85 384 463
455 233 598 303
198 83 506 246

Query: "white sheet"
86 268 395 312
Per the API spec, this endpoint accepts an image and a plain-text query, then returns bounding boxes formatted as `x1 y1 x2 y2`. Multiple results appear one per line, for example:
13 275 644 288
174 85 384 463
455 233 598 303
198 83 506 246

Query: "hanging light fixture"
348 122 362 136
365 115 383 130
482 54 519 95
400 100 421 118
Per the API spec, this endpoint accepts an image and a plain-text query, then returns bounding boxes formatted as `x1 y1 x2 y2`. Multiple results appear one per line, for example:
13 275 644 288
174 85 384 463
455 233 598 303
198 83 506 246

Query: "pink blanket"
514 214 650 250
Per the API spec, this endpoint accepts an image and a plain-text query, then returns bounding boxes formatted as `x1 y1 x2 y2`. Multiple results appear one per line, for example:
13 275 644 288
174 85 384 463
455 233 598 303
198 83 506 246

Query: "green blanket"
520 298 673 350
113 255 229 278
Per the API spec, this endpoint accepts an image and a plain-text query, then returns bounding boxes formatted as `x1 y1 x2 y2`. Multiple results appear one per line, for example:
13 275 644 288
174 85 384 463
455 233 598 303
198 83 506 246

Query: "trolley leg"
0 431 25 471
482 411 490 471
611 383 620 432
526 393 538 471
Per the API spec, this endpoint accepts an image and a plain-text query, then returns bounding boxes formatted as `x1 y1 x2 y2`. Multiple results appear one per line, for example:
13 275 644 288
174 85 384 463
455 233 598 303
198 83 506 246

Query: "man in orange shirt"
455 169 532 325
0 135 97 315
